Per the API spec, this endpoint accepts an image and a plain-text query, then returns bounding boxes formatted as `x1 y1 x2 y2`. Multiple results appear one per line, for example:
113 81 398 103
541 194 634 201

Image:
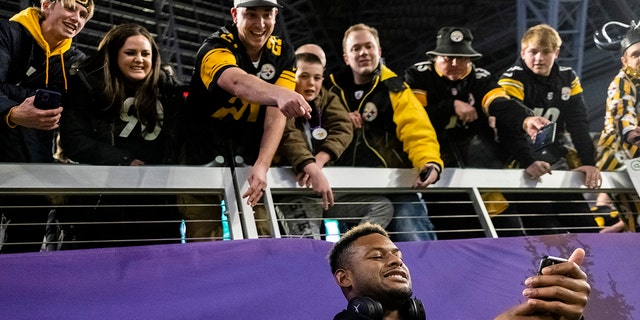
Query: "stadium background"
4 0 640 132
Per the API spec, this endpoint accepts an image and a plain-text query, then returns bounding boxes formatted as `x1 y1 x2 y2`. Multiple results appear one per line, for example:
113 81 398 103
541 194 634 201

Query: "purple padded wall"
0 233 638 319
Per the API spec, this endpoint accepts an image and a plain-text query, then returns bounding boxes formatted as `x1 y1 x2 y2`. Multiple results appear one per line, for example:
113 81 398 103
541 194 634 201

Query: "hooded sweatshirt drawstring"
10 7 72 90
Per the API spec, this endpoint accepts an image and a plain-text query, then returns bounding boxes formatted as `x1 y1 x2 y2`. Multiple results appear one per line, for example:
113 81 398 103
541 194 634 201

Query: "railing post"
220 167 244 240
468 187 499 238
233 167 259 239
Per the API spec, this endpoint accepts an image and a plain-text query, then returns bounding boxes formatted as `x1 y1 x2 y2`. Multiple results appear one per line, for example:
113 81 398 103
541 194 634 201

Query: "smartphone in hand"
419 166 435 182
533 122 557 151
33 89 62 110
537 255 567 275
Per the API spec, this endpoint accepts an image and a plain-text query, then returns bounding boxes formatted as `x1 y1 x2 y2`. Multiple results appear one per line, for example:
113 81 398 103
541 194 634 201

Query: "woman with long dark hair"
59 23 185 247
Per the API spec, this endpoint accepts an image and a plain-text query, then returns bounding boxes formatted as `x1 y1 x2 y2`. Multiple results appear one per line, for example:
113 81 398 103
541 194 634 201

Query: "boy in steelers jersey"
498 24 600 186
498 24 601 234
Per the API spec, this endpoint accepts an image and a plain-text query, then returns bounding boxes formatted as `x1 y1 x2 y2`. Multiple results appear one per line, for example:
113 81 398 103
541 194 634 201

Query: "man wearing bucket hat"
0 0 94 253
405 26 551 179
180 0 311 239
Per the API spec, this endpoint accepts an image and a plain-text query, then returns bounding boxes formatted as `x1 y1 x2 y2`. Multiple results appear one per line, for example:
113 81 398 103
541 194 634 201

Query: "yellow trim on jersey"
200 48 237 89
570 76 583 95
482 87 510 112
497 78 525 101
275 69 296 90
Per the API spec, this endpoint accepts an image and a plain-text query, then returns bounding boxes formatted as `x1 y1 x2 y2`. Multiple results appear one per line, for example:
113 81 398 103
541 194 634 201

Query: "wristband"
4 107 17 128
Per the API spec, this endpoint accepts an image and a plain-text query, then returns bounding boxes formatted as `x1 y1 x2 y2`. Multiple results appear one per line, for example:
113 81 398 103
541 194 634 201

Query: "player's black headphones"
346 296 426 320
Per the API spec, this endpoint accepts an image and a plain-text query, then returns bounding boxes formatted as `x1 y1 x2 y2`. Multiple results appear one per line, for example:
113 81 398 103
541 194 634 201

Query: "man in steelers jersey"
180 0 312 240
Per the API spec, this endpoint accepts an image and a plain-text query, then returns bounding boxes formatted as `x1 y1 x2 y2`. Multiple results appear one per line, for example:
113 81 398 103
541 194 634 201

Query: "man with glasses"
404 27 552 236
405 27 551 179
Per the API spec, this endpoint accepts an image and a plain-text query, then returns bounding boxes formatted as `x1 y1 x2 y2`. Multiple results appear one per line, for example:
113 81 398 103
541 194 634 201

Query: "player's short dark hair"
328 222 389 274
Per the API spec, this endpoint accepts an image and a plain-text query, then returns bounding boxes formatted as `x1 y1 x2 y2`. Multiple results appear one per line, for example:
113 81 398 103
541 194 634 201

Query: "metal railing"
0 164 637 252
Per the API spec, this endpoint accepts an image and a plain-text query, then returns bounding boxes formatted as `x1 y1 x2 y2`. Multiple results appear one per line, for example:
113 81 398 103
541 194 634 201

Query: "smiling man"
0 0 93 253
328 23 443 242
329 223 590 320
181 0 312 240
0 0 94 163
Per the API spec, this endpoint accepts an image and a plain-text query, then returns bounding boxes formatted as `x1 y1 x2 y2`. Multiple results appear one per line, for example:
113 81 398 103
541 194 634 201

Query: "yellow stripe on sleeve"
570 76 583 95
498 78 525 101
482 87 511 112
200 48 237 89
275 69 296 90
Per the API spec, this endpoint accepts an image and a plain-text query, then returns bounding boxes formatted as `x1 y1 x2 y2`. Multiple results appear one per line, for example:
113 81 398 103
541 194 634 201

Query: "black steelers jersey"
184 24 296 165
499 59 595 165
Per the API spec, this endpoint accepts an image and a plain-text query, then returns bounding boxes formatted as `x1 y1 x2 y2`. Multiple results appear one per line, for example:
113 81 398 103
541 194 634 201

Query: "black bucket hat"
427 27 482 59
234 0 282 8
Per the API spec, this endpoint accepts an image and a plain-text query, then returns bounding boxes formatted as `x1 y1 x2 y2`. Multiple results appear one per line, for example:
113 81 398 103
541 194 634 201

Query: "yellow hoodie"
10 7 72 90
4 8 72 128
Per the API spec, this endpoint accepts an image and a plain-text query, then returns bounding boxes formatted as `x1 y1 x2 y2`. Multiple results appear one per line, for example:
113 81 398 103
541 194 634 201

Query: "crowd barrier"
0 163 638 250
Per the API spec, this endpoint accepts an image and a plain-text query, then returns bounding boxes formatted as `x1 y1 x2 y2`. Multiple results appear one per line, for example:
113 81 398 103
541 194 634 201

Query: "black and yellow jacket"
329 64 443 172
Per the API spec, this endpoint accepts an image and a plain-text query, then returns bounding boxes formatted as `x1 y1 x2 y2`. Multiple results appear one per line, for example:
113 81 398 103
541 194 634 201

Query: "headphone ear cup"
347 296 384 320
402 298 426 320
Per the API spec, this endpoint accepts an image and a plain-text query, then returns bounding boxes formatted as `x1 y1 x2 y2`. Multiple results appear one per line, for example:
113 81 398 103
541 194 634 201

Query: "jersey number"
119 97 163 141
266 37 282 56
533 107 560 123
211 96 260 122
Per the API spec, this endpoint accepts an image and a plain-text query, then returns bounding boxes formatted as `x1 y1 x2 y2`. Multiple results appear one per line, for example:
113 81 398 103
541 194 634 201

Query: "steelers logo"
450 30 464 42
259 63 276 80
362 102 378 122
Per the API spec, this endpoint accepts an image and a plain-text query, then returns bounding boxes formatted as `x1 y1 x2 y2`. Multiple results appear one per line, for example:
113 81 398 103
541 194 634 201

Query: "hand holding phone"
537 255 567 275
33 89 62 110
533 122 556 151
419 166 435 182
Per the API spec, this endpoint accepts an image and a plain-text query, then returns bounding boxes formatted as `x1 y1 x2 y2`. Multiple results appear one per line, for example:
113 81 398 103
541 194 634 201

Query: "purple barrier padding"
0 233 638 319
